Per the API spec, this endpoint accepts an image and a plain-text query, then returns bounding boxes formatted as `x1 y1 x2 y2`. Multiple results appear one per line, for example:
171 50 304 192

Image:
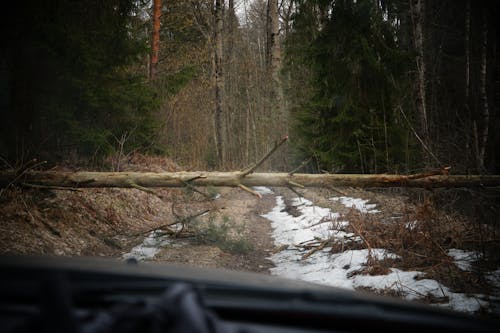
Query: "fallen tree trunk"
1 170 499 189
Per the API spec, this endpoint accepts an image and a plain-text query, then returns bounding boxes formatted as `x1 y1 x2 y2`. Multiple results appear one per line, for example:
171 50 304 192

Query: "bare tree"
464 0 471 166
266 0 280 83
410 0 429 153
214 0 226 167
477 5 489 171
266 0 287 169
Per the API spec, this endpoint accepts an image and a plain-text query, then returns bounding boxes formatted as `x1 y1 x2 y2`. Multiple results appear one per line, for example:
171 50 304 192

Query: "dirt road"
151 187 277 273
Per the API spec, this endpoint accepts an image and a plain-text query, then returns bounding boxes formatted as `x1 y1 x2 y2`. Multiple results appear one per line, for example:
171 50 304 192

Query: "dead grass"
329 197 499 296
0 184 181 256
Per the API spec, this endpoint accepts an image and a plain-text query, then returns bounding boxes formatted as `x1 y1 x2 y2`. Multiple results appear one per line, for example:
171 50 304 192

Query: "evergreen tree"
286 0 411 173
1 0 159 164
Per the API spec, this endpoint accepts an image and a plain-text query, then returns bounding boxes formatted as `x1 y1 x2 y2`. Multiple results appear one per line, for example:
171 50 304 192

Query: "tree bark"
2 171 499 189
478 5 489 171
410 0 429 152
266 0 280 84
266 0 287 169
214 0 226 168
464 0 471 167
149 0 161 80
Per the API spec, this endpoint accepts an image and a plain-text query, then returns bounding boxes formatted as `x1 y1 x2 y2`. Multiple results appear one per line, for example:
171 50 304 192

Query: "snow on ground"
447 248 481 271
123 230 172 261
330 196 380 213
271 247 396 290
252 186 274 195
486 269 500 290
352 269 486 312
262 196 354 246
262 194 489 313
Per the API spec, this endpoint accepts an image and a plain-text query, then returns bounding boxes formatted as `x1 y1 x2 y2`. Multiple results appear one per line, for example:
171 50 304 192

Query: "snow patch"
447 248 481 271
330 196 380 213
262 194 487 313
352 269 486 312
262 196 345 246
123 230 171 261
270 248 396 290
252 186 274 195
486 269 500 289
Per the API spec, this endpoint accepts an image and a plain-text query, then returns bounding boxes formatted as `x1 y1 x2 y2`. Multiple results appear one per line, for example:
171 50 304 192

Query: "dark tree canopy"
1 0 159 164
285 0 499 174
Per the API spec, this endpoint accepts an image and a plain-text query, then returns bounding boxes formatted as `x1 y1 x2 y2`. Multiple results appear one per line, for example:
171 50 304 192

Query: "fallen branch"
289 157 312 176
238 184 262 198
240 136 288 177
127 180 163 199
301 240 328 260
181 179 212 199
287 186 303 198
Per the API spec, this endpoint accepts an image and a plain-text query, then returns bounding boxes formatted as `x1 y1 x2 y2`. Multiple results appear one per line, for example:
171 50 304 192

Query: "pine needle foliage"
285 0 413 173
2 0 160 163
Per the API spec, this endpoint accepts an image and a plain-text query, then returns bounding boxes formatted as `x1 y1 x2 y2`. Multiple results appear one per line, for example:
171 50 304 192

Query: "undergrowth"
194 215 254 254
330 197 499 295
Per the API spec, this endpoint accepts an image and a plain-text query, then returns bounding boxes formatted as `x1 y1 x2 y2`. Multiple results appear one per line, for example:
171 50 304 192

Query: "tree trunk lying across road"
1 170 499 189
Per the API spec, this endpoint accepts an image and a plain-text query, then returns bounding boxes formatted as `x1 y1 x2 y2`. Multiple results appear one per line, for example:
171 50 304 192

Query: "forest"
1 0 498 174
1 1 500 320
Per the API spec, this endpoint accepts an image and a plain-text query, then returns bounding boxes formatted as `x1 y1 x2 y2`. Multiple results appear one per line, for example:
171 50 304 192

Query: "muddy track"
152 187 277 273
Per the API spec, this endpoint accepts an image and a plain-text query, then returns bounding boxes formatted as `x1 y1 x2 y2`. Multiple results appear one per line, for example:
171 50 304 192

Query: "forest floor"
1 154 499 317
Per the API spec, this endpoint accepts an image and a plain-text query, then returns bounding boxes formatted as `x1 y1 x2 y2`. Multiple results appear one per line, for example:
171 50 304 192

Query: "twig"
272 244 289 253
127 181 163 199
309 216 336 228
326 185 348 196
399 106 442 165
288 180 305 188
135 208 211 237
133 224 176 237
19 195 36 224
40 219 61 237
181 180 211 199
301 240 328 260
240 136 288 177
287 185 303 198
238 184 262 198
350 222 372 251
0 159 48 197
289 157 312 176
0 155 13 169
15 159 40 177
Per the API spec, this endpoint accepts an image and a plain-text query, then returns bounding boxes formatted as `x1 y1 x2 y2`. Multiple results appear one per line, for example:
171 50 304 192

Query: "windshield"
1 0 499 319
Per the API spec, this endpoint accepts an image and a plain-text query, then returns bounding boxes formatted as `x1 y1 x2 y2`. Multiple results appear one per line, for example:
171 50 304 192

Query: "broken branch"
240 136 288 177
238 184 262 198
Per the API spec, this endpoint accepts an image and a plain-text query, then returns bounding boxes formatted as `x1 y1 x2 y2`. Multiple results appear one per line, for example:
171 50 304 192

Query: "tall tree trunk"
266 0 280 83
225 0 237 167
410 0 429 156
214 0 226 168
478 5 489 171
266 0 287 169
149 0 161 80
227 0 235 60
464 0 471 168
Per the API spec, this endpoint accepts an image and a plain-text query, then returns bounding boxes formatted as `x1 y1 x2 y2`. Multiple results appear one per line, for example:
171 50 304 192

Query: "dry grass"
329 197 499 295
